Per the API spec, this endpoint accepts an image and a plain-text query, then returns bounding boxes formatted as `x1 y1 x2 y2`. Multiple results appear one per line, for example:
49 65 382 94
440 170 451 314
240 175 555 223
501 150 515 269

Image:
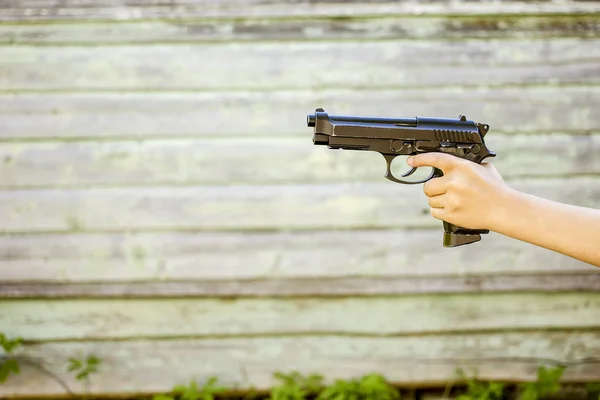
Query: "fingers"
430 207 446 221
427 194 445 209
424 178 448 220
407 152 462 173
423 175 449 197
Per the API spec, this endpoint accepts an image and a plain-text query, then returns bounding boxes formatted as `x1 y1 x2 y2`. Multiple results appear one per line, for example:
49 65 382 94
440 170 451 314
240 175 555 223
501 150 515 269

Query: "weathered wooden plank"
1 39 599 91
0 178 599 233
0 183 426 232
2 14 599 44
1 332 599 397
4 0 579 6
2 1 600 21
0 230 594 285
1 134 598 189
3 293 600 341
1 87 598 139
3 273 600 298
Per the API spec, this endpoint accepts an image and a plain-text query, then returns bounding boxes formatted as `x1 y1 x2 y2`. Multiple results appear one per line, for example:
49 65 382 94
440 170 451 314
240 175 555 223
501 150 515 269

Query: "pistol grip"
442 221 489 247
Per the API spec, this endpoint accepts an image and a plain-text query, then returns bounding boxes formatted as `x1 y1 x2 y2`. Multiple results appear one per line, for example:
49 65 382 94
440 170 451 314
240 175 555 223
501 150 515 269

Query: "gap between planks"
1 273 600 298
0 14 599 44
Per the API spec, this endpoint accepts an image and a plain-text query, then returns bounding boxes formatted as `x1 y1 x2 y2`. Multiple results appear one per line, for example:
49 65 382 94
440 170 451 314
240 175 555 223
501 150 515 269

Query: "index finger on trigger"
407 152 459 173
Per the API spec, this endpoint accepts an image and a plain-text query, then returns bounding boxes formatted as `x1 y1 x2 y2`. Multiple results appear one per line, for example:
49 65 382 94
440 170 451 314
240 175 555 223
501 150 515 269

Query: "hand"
407 153 514 231
408 153 600 267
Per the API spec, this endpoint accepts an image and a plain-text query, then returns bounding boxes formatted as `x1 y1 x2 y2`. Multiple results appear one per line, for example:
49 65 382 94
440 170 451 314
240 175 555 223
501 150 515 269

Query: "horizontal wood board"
1 332 600 397
0 229 595 285
1 134 599 189
1 177 600 233
3 293 600 341
1 14 599 44
3 1 600 20
1 88 599 139
1 39 599 91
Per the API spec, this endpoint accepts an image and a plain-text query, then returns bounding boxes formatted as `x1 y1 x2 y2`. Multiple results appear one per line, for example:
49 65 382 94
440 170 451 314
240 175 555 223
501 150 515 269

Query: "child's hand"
407 152 513 231
408 151 600 267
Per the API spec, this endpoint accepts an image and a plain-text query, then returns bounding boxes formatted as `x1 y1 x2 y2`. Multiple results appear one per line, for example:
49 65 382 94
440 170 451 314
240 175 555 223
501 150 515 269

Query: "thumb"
407 152 460 172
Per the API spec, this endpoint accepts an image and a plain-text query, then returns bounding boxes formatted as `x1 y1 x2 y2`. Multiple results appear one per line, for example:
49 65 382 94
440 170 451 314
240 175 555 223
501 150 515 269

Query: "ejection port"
415 141 441 152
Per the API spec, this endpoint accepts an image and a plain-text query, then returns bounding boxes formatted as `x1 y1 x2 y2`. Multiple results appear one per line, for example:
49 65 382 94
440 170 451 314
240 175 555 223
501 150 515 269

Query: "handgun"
306 108 496 247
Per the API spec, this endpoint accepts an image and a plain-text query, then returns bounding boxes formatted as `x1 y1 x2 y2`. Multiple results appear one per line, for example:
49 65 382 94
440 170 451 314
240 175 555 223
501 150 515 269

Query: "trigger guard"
382 154 438 185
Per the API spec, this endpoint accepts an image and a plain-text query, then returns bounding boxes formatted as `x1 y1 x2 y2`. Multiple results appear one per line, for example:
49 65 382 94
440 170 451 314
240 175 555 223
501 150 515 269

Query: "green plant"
518 365 566 400
269 371 323 400
455 380 504 400
68 354 101 381
0 334 23 383
0 331 104 399
154 376 228 400
317 373 400 400
1 335 598 400
68 354 101 396
586 382 600 400
450 368 504 400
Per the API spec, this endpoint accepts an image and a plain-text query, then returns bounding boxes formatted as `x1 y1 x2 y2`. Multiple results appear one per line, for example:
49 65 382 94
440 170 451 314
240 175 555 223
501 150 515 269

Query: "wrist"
487 186 530 234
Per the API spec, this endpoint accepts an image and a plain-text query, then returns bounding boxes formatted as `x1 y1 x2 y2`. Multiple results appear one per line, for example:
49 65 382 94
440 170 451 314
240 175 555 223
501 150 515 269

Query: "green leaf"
67 357 83 372
536 365 565 395
315 374 400 400
0 359 20 383
453 369 504 400
152 395 175 400
587 382 600 392
270 371 324 400
519 384 539 400
455 395 472 400
586 382 600 400
86 355 100 367
67 354 101 382
0 334 23 353
76 371 89 381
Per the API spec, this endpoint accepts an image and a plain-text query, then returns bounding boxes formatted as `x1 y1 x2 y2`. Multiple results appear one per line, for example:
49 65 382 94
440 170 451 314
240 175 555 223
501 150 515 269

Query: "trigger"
401 166 417 178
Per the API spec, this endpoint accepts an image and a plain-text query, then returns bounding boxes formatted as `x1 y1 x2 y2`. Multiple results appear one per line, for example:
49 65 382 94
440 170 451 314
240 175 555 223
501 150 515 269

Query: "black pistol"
306 108 496 248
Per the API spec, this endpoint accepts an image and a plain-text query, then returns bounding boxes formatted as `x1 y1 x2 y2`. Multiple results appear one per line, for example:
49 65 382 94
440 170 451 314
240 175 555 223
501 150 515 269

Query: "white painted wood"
2 88 597 139
1 178 599 233
0 229 595 285
1 332 599 397
1 134 598 188
1 39 598 91
3 293 600 341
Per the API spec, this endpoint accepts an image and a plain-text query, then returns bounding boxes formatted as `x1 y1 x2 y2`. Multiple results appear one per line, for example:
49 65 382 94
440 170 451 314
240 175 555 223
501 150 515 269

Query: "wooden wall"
1 0 600 397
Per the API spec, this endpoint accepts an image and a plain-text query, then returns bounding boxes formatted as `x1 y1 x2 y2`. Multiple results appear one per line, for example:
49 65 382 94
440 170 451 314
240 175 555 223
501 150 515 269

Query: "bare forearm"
493 189 600 267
